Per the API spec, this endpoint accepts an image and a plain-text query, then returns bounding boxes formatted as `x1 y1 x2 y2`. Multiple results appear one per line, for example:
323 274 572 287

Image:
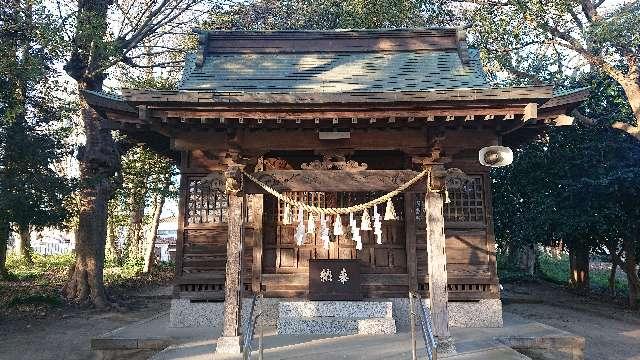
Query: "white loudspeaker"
479 146 513 167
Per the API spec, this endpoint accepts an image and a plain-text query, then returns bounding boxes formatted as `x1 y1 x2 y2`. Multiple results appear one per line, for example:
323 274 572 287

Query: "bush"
496 251 536 283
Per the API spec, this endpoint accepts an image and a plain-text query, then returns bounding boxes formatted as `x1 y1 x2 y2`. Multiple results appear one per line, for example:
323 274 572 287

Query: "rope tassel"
354 228 362 250
307 213 316 234
333 215 343 236
373 204 382 244
384 199 397 220
320 213 330 250
295 207 305 245
361 209 372 231
283 203 292 225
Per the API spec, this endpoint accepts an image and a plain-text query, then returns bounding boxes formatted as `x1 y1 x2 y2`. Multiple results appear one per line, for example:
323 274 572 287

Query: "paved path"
93 312 578 359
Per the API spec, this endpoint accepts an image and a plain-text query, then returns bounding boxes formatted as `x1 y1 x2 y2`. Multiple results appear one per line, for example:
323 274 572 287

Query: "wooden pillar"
425 190 450 338
404 193 418 292
217 166 245 354
252 194 263 293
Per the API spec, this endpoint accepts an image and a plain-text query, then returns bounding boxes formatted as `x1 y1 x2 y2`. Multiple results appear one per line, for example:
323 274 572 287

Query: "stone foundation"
215 335 242 355
170 298 281 328
170 298 503 329
277 301 396 335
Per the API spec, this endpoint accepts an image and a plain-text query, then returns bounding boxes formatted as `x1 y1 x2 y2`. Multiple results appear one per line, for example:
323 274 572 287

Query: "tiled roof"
178 29 488 92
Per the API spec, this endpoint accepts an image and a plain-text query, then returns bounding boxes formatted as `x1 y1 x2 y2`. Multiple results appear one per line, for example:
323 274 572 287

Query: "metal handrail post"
409 291 417 360
242 294 258 360
258 294 264 360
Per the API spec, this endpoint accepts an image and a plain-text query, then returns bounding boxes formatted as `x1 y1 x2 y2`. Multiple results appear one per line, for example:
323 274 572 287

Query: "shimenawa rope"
241 169 429 215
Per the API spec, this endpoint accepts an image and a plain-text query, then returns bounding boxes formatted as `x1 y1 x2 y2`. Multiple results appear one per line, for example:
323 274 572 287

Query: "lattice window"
445 176 484 223
278 192 326 223
416 175 485 224
186 178 228 225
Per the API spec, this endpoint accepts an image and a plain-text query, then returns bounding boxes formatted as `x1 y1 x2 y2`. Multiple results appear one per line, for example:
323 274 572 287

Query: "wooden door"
262 192 407 275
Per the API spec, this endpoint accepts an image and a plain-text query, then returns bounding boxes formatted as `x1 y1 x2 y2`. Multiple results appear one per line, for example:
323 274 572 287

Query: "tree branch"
572 110 640 140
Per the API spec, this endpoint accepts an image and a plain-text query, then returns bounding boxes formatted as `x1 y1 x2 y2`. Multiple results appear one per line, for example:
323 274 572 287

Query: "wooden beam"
243 170 425 194
523 102 538 121
501 103 537 135
425 190 450 338
152 107 534 122
405 193 418 292
171 128 431 152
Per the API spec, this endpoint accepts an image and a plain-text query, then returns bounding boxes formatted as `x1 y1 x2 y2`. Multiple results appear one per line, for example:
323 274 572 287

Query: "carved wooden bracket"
224 165 244 196
301 153 367 171
429 165 447 191
444 168 472 190
191 149 258 171
428 166 470 192
262 157 294 170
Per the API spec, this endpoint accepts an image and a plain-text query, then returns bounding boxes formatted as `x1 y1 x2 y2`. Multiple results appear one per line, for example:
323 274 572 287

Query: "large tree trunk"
609 254 619 297
144 192 166 273
127 205 144 260
623 237 640 309
611 75 640 138
63 95 119 307
0 221 9 278
621 76 640 126
568 243 590 293
16 225 32 264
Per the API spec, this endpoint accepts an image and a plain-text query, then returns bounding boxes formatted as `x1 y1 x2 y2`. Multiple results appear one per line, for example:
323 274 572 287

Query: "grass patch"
1 252 174 316
537 253 629 294
5 252 74 282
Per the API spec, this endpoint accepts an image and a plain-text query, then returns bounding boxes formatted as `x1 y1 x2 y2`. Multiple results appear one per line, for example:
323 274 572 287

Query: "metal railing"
409 291 438 360
242 293 264 360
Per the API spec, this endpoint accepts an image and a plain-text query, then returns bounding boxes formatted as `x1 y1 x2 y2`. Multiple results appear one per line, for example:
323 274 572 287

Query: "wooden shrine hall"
84 28 587 353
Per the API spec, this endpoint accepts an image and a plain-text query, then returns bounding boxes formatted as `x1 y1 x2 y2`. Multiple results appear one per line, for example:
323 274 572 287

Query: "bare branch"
580 0 601 22
572 110 640 140
125 59 184 68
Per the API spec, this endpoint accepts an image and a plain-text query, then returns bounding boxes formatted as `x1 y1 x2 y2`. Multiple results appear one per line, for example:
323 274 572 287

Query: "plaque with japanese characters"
309 259 362 301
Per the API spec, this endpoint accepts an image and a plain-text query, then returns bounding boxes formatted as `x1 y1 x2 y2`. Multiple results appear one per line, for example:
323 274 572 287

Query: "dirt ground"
0 296 170 360
1 282 639 360
503 281 640 360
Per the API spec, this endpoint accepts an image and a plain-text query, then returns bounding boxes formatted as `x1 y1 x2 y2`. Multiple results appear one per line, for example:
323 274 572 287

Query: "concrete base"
437 336 457 355
498 329 585 360
170 298 503 330
214 336 242 355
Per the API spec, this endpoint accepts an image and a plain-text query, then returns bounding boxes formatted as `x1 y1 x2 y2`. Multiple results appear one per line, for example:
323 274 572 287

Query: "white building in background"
155 215 178 262
8 214 177 260
6 227 76 256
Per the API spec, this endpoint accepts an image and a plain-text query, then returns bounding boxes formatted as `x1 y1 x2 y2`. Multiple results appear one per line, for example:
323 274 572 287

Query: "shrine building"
84 28 587 354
